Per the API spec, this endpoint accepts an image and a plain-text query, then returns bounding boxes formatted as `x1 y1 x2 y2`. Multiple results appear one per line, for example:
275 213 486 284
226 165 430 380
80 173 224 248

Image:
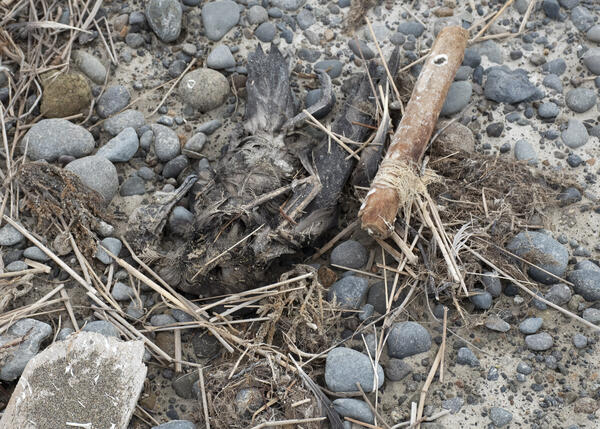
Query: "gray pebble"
163 155 189 178
183 133 207 158
6 261 28 272
327 276 369 310
270 0 305 11
150 314 177 326
65 156 119 202
441 81 472 116
72 51 106 84
385 358 412 381
481 272 502 297
305 88 336 119
102 109 146 136
561 119 589 149
168 206 194 235
120 176 146 196
542 58 566 75
469 288 493 310
146 0 182 42
151 421 196 429
151 124 181 162
484 67 541 104
97 127 139 162
330 240 367 269
56 327 74 341
538 102 559 119
202 0 240 41
332 399 374 425
296 9 315 30
542 0 561 20
348 40 374 60
397 21 425 37
472 40 503 64
314 60 343 79
82 320 120 338
571 5 595 32
457 347 480 367
542 74 563 92
23 119 94 161
568 269 600 301
544 283 572 305
489 407 512 427
387 321 432 359
582 308 600 324
506 231 568 284
97 85 131 118
587 25 600 43
179 69 229 113
485 315 511 332
359 303 374 321
254 22 277 42
247 5 268 25
112 282 136 301
583 48 600 75
206 45 236 69
442 397 464 414
517 362 532 375
565 88 596 113
23 246 50 262
525 332 554 351
573 333 588 348
324 347 384 392
95 237 122 264
0 224 24 246
519 317 543 334
196 119 222 135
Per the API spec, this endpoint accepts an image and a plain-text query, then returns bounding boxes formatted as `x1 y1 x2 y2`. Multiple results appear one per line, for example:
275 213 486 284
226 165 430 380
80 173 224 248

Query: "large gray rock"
387 321 432 359
201 0 240 41
571 6 595 32
22 119 94 161
565 88 597 113
65 155 119 202
96 85 131 118
524 332 553 351
567 269 600 301
484 67 542 104
327 276 369 310
179 69 230 113
325 347 384 392
0 318 52 381
0 332 146 429
505 231 568 284
562 119 589 149
330 240 368 269
146 0 182 42
96 127 139 162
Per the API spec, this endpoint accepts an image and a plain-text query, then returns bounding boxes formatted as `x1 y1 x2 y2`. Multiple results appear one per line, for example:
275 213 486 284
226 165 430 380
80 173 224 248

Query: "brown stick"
358 26 469 237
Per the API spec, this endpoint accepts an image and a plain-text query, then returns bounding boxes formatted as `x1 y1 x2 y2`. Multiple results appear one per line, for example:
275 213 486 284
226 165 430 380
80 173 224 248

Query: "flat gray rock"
330 240 368 269
332 398 374 424
0 318 52 381
22 119 94 161
0 332 146 429
565 88 596 113
202 0 240 41
325 347 384 392
95 237 122 264
519 317 543 334
65 155 119 202
96 85 131 118
96 127 139 162
484 67 541 104
146 0 182 42
485 315 511 332
525 332 554 351
206 45 236 69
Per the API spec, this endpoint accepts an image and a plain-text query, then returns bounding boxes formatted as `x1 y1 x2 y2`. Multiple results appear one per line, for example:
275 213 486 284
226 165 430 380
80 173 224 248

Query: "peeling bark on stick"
358 26 469 237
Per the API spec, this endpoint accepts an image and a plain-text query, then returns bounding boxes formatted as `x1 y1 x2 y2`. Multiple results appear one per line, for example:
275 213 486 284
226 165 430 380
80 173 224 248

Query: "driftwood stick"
358 26 469 237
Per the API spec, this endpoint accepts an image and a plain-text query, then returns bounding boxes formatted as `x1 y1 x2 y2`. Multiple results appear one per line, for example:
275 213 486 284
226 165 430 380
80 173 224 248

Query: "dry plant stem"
249 417 326 429
390 410 451 429
519 0 537 34
198 366 211 429
311 219 359 260
470 0 515 43
345 418 383 429
359 26 469 237
150 58 197 116
60 287 80 330
439 306 448 383
415 344 444 429
174 330 182 373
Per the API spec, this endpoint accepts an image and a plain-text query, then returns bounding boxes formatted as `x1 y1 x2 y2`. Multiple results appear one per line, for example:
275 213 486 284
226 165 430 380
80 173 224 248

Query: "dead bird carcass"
127 46 398 296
